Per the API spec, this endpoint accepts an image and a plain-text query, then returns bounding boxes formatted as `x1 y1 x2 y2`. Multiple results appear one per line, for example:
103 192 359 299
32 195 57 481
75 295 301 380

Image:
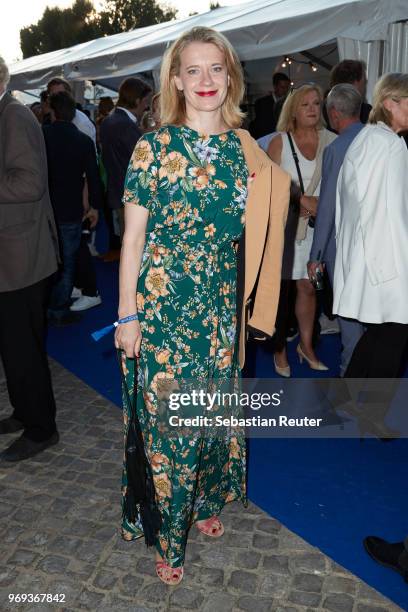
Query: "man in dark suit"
249 72 291 139
43 91 103 325
0 57 60 462
307 84 365 375
100 77 152 259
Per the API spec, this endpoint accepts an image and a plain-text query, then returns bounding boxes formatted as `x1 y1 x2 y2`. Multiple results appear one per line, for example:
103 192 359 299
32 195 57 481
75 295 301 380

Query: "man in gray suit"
0 57 60 462
308 84 365 375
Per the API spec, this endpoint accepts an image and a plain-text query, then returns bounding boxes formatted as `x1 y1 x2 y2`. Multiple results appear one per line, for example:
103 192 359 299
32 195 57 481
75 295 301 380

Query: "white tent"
9 0 408 100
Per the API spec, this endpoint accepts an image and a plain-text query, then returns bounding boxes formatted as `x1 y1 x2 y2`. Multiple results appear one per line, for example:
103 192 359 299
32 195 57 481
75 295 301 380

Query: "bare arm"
267 134 312 217
267 134 283 166
114 204 149 358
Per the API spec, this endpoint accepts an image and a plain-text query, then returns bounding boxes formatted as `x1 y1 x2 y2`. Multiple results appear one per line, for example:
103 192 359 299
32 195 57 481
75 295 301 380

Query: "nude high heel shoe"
274 355 291 378
296 344 329 371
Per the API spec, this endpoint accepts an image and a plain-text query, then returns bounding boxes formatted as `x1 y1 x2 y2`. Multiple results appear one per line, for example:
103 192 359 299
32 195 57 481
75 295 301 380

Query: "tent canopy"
9 0 408 90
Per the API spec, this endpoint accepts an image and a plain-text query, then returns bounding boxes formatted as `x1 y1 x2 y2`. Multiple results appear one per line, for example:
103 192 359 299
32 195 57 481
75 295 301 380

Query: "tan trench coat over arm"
235 129 290 369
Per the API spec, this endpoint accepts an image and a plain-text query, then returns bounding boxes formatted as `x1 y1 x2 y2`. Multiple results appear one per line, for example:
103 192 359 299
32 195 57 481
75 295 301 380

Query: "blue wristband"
115 313 139 326
91 313 138 341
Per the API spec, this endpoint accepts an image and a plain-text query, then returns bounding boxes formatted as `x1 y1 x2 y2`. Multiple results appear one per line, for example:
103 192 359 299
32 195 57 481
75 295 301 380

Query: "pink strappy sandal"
155 560 184 585
196 516 225 538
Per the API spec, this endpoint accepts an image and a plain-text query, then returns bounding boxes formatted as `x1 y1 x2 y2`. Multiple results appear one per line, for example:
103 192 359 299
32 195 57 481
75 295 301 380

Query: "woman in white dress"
268 84 336 376
334 73 408 378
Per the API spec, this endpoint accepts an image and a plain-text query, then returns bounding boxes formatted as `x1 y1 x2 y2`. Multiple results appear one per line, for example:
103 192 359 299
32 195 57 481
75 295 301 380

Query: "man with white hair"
0 56 60 462
307 84 365 375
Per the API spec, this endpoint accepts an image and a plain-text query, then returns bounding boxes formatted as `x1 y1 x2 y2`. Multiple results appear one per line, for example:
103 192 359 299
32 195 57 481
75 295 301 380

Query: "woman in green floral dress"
115 27 248 585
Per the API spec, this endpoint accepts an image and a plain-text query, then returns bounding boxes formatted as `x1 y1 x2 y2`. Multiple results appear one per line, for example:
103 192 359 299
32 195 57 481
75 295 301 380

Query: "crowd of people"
0 63 156 458
0 25 407 588
253 60 408 381
26 76 156 321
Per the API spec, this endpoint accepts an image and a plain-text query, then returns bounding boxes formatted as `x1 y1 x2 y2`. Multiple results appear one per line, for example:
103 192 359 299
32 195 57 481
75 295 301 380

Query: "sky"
1 0 247 63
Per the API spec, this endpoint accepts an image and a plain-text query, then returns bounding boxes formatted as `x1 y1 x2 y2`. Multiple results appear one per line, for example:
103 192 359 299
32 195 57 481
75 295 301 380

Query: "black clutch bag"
118 351 161 546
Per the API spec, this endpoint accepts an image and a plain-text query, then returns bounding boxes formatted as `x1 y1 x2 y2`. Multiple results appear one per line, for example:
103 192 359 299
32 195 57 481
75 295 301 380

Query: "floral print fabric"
120 125 248 567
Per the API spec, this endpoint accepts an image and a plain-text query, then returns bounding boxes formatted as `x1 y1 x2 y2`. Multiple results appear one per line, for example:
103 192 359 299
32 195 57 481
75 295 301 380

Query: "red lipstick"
196 91 217 97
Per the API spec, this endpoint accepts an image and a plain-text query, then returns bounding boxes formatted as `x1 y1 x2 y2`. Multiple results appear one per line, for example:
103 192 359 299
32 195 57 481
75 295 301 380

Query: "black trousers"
0 277 57 442
320 269 335 320
345 322 408 378
273 280 292 351
74 235 98 297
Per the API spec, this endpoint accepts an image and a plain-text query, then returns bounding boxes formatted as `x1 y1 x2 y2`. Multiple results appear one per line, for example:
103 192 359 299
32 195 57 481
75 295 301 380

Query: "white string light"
281 56 318 73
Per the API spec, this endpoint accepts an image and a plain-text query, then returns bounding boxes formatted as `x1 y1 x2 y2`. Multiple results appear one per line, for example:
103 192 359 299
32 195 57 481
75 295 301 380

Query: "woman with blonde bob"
115 26 290 584
334 72 408 378
268 84 336 377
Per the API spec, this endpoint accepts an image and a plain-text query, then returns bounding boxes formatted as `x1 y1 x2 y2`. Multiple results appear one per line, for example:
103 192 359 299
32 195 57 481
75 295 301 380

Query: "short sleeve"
122 135 157 211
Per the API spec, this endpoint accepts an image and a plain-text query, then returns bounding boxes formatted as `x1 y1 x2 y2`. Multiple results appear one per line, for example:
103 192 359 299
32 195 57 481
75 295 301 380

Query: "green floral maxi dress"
120 125 248 568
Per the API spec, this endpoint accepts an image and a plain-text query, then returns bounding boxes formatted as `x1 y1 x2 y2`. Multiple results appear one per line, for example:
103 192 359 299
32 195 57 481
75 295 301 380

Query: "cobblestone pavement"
0 359 403 612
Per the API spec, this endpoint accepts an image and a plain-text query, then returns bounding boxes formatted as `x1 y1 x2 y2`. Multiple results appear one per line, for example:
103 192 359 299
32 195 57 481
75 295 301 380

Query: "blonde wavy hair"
369 72 408 126
277 83 324 133
160 27 245 128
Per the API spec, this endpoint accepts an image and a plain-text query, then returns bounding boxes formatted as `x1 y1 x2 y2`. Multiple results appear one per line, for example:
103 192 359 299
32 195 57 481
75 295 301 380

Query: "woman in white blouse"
334 73 408 377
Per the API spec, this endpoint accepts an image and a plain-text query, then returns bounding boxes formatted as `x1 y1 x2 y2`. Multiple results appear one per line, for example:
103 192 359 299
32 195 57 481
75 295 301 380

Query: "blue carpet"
47 259 121 404
248 438 408 610
47 259 408 609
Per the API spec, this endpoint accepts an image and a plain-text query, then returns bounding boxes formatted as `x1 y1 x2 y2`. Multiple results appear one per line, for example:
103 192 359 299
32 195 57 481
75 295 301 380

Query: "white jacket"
333 122 408 324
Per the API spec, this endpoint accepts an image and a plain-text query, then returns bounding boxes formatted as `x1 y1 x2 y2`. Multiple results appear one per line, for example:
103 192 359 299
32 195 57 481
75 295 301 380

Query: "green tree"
97 0 177 35
20 0 177 59
20 0 99 58
210 2 222 8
